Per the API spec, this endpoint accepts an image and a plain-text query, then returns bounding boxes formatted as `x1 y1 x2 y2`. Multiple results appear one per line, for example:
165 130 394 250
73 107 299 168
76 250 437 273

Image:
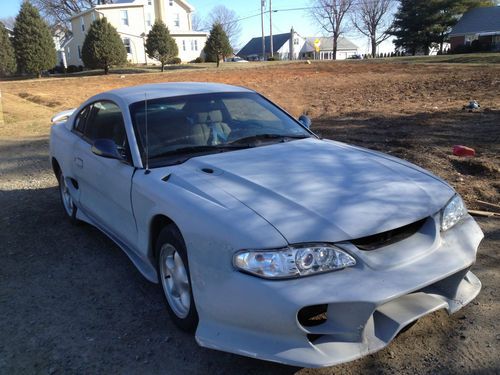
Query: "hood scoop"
198 166 223 176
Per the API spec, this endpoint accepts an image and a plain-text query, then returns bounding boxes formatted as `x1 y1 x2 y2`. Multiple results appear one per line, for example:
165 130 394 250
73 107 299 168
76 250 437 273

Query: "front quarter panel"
131 165 288 319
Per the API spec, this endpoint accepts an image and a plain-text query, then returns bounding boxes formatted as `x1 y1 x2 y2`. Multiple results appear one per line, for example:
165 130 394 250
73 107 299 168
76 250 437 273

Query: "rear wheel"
156 225 198 332
57 170 78 224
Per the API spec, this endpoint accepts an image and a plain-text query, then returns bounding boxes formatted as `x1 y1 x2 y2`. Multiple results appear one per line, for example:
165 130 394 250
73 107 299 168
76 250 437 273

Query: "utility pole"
261 0 266 60
269 0 273 59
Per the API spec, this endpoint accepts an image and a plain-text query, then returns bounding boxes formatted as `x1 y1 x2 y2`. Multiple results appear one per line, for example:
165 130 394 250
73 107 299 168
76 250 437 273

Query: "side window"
83 101 128 149
74 105 91 135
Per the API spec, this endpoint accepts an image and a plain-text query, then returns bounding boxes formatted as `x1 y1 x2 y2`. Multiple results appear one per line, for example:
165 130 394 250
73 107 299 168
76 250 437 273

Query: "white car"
49 82 483 368
225 57 248 63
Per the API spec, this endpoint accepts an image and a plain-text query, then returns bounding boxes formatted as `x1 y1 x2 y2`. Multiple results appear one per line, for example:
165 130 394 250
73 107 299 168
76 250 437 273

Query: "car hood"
176 138 454 243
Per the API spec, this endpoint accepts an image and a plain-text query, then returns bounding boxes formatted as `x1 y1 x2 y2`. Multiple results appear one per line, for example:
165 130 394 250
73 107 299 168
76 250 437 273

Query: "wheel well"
150 214 175 263
51 158 61 178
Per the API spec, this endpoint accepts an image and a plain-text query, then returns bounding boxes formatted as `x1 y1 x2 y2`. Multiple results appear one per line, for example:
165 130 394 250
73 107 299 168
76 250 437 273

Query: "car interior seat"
192 110 231 145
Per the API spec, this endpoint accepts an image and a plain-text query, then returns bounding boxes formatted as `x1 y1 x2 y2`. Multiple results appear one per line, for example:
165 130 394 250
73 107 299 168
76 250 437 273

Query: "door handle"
75 157 83 168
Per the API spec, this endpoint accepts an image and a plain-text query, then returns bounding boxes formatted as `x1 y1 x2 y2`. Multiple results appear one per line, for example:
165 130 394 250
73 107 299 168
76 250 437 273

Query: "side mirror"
91 139 123 160
298 115 312 129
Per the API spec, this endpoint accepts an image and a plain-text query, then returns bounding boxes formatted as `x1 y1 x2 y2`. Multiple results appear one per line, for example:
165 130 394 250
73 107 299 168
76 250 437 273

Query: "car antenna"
144 92 150 175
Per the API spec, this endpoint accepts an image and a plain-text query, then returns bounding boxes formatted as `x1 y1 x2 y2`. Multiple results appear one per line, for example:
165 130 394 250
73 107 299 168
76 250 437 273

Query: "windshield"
129 92 312 167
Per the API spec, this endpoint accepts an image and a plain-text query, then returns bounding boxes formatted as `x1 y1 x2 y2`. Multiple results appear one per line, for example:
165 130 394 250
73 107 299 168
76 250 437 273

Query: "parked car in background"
225 57 249 63
49 82 483 368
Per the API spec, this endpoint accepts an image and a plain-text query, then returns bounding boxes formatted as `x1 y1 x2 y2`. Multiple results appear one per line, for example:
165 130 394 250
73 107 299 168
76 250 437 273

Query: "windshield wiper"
229 133 310 146
150 144 250 160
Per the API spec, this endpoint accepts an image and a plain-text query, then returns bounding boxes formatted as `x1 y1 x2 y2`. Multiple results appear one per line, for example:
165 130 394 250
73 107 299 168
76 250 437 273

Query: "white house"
64 0 207 67
301 37 359 60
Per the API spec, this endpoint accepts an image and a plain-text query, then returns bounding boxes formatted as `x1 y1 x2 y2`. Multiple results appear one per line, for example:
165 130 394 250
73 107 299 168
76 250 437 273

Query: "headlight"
441 194 467 231
233 244 356 279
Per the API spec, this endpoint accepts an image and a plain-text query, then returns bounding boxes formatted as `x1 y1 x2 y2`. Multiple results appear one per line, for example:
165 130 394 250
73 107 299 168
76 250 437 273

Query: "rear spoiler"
51 108 76 124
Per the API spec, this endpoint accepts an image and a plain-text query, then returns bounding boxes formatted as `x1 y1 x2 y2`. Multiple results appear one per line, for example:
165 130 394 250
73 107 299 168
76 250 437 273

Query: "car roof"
103 82 254 105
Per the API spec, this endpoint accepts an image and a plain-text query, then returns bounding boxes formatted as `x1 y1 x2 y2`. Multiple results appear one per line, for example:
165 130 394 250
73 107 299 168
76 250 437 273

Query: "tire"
156 225 199 333
57 170 78 225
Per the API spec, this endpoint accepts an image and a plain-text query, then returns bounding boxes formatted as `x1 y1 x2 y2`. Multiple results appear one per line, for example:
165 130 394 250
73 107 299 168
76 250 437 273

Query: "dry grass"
0 60 499 207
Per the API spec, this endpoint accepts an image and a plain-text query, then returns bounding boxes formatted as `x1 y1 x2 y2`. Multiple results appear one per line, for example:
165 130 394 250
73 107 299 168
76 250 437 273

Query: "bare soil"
0 61 499 374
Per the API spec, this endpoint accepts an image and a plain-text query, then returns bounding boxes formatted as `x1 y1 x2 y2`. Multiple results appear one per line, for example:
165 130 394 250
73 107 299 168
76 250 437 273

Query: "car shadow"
2 185 497 375
0 185 300 374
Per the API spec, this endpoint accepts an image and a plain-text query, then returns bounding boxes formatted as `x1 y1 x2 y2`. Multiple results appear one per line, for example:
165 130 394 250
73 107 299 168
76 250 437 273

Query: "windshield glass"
129 92 312 167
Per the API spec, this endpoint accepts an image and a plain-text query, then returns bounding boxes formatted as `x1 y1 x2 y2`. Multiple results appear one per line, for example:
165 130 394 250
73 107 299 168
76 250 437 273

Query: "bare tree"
310 0 354 60
191 13 204 32
30 0 112 30
352 0 394 57
0 16 16 30
205 5 241 49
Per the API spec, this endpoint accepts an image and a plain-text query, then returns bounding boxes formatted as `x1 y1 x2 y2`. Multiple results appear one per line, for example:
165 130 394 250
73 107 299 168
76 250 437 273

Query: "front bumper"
194 215 483 368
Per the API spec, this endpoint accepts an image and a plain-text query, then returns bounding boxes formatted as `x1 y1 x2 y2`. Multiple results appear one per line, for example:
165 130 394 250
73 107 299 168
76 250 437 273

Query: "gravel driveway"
1 137 498 375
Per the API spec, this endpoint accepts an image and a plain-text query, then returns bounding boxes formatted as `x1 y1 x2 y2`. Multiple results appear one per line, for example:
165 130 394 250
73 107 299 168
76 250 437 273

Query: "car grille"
351 218 428 251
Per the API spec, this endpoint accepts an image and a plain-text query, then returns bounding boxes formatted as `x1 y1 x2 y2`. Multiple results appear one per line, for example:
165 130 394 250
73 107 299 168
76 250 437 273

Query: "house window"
182 40 186 51
194 40 198 51
91 12 96 22
174 13 180 27
148 0 152 4
78 45 82 58
293 38 299 45
121 10 129 26
146 13 152 27
80 17 85 32
123 38 131 54
169 0 174 6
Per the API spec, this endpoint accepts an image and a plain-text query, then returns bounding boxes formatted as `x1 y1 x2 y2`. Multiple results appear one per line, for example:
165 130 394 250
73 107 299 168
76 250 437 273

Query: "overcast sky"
0 0 397 53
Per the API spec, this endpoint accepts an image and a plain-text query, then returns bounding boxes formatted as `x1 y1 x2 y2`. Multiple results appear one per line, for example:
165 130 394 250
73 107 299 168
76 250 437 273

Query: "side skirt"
76 205 159 283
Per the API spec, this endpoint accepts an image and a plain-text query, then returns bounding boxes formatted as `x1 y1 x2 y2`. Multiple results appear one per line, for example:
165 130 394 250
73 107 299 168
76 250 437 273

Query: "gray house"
449 6 500 51
237 29 306 61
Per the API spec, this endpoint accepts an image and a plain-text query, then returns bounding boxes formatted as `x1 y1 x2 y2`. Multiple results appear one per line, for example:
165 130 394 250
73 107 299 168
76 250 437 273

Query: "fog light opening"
298 304 328 327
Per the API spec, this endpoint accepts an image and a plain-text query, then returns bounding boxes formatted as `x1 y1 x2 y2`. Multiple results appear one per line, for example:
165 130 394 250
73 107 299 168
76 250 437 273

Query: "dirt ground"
0 61 499 374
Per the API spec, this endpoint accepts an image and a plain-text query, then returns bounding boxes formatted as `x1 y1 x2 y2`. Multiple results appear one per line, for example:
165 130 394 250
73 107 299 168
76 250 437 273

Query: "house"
64 0 207 67
449 6 500 51
238 29 358 61
237 29 306 61
53 27 72 68
4 26 13 38
301 37 359 60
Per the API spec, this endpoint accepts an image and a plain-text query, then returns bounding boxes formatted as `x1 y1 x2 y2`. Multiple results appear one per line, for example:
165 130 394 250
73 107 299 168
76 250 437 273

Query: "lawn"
0 59 499 207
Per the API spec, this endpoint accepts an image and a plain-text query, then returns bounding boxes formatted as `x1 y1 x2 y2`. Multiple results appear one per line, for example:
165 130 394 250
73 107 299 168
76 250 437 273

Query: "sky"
0 0 396 53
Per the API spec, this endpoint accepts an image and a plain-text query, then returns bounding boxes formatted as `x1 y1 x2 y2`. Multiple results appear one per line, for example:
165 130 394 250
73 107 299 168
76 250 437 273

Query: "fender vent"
351 218 427 251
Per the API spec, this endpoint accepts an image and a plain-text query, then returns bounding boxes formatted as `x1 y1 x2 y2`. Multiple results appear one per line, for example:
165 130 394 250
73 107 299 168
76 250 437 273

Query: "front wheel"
156 225 198 333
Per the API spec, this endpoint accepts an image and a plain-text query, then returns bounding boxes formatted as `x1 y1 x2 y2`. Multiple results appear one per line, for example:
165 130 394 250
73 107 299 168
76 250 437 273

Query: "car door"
63 104 91 205
72 100 137 247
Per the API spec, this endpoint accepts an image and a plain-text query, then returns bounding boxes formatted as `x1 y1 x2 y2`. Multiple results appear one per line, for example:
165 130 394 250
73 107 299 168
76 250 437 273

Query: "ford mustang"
49 82 483 368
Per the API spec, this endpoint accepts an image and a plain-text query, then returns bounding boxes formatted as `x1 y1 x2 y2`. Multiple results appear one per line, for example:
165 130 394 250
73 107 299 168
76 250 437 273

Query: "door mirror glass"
298 115 312 129
91 139 123 160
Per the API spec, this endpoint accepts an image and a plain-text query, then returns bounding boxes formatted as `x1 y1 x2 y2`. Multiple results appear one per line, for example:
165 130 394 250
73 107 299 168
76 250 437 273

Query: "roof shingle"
238 33 291 57
450 6 500 35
